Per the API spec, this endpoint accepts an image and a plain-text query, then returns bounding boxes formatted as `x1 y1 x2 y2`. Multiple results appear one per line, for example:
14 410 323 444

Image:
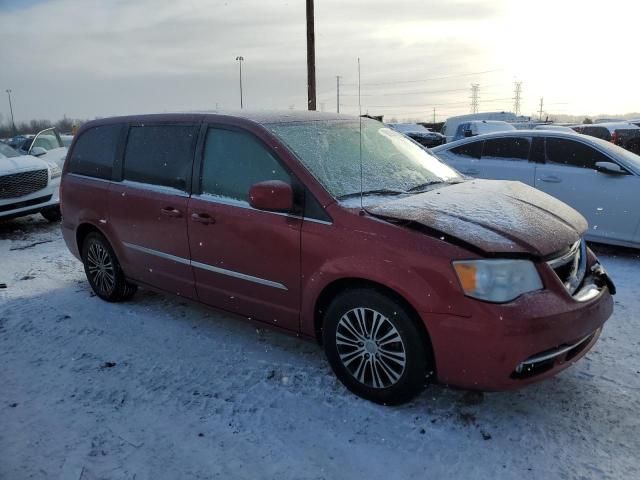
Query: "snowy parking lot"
1 216 639 480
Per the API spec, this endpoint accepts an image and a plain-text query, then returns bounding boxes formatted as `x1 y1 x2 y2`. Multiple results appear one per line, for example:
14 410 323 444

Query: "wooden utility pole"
306 0 317 110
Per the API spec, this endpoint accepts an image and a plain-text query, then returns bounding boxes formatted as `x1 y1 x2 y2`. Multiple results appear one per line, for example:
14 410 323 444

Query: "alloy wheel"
86 242 116 296
336 307 407 389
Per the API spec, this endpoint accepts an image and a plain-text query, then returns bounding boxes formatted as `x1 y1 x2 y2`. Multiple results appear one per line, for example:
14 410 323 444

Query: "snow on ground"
1 216 639 480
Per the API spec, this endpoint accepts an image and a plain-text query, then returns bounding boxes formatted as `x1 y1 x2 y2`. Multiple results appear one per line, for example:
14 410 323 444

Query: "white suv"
0 142 62 222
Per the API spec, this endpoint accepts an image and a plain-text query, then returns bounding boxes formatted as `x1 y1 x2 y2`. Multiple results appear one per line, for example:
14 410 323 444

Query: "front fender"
299 253 471 338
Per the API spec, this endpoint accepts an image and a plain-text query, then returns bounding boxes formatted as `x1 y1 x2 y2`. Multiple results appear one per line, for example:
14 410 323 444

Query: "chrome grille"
0 169 48 199
547 240 587 295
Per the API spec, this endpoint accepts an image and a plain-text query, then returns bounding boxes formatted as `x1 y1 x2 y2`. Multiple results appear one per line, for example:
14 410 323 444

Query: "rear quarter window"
68 124 123 180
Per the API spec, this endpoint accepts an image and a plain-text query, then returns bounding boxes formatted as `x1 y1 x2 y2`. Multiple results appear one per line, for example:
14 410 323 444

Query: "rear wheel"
322 288 432 405
81 232 137 302
41 206 61 222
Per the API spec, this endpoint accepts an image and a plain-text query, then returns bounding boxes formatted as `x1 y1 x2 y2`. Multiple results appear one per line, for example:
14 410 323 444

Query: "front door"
108 123 199 299
534 136 640 245
188 126 302 331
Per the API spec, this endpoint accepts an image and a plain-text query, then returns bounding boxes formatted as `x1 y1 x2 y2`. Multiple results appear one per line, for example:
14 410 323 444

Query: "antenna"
358 58 364 212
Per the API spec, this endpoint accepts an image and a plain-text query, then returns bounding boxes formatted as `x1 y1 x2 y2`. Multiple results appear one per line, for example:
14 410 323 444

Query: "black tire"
81 231 137 302
322 288 432 405
41 206 61 222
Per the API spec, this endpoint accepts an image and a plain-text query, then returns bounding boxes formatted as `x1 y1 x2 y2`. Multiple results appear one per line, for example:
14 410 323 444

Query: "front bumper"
424 265 614 391
0 180 60 220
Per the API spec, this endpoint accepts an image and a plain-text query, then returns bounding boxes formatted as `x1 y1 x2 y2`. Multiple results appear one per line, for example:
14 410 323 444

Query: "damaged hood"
368 180 588 257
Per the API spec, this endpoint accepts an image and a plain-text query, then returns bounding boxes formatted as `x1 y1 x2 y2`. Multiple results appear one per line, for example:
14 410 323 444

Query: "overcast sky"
1 0 638 123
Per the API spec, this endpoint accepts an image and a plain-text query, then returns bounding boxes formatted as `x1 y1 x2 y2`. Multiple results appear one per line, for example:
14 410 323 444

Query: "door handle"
191 212 216 225
160 207 182 217
540 175 562 183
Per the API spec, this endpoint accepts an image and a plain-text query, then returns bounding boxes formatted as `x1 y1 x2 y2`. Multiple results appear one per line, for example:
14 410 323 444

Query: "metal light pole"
5 89 16 135
235 56 244 109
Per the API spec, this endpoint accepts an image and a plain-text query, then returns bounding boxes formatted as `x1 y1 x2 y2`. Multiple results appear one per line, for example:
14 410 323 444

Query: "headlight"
453 259 543 303
48 164 62 179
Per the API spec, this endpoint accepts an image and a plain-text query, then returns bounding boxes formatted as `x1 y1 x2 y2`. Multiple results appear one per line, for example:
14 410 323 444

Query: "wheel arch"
313 277 436 375
75 222 107 253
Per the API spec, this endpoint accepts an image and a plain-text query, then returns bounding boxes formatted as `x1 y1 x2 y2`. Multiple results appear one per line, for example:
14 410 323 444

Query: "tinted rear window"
582 126 610 140
123 125 198 191
68 125 122 180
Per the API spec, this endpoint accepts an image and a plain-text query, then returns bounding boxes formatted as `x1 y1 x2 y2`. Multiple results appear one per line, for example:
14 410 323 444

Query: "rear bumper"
62 221 81 260
425 271 614 391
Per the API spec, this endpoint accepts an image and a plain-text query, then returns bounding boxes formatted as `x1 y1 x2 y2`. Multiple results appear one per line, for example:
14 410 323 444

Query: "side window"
482 137 530 160
583 126 610 140
123 125 198 191
546 138 610 169
69 124 122 180
450 141 482 159
201 128 290 203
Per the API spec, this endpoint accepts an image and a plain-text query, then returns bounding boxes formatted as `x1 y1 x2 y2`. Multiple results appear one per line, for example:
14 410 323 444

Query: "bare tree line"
0 115 88 138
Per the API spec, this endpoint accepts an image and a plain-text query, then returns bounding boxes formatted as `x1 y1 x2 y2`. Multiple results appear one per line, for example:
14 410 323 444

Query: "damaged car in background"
60 112 614 404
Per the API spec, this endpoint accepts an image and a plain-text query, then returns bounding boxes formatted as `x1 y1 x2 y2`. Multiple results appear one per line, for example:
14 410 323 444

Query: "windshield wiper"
406 179 463 193
337 188 406 200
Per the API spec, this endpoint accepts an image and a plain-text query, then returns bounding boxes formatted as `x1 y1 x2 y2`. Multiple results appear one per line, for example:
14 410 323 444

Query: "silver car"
432 130 640 248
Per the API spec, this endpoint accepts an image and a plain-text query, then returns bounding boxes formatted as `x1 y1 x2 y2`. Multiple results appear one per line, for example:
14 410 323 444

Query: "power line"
340 97 513 109
340 87 469 97
339 68 504 87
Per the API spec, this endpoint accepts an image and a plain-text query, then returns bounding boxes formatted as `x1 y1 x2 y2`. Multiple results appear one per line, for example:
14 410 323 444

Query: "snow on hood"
368 179 588 257
0 154 50 174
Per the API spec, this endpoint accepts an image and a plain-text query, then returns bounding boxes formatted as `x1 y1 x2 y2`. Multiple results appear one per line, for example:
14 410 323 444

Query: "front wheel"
81 232 137 302
322 288 432 405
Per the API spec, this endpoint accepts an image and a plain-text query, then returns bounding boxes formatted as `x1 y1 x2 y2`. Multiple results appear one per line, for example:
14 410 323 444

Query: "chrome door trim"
121 180 190 198
303 217 333 226
192 193 332 225
68 173 113 184
123 242 190 265
191 260 288 290
123 242 288 291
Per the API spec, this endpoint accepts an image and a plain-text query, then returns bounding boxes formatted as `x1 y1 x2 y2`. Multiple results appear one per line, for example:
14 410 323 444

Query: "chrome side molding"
123 242 288 291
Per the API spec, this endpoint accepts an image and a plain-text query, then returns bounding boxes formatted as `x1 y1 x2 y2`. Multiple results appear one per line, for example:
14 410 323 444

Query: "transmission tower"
513 81 523 116
538 97 544 121
470 84 480 114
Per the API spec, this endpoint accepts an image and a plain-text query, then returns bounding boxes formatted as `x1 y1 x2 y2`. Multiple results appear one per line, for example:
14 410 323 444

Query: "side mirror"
463 129 473 138
595 161 625 175
30 146 48 157
248 180 294 212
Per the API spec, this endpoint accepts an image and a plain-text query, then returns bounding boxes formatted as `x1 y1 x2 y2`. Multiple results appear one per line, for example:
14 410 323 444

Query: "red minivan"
60 111 615 404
